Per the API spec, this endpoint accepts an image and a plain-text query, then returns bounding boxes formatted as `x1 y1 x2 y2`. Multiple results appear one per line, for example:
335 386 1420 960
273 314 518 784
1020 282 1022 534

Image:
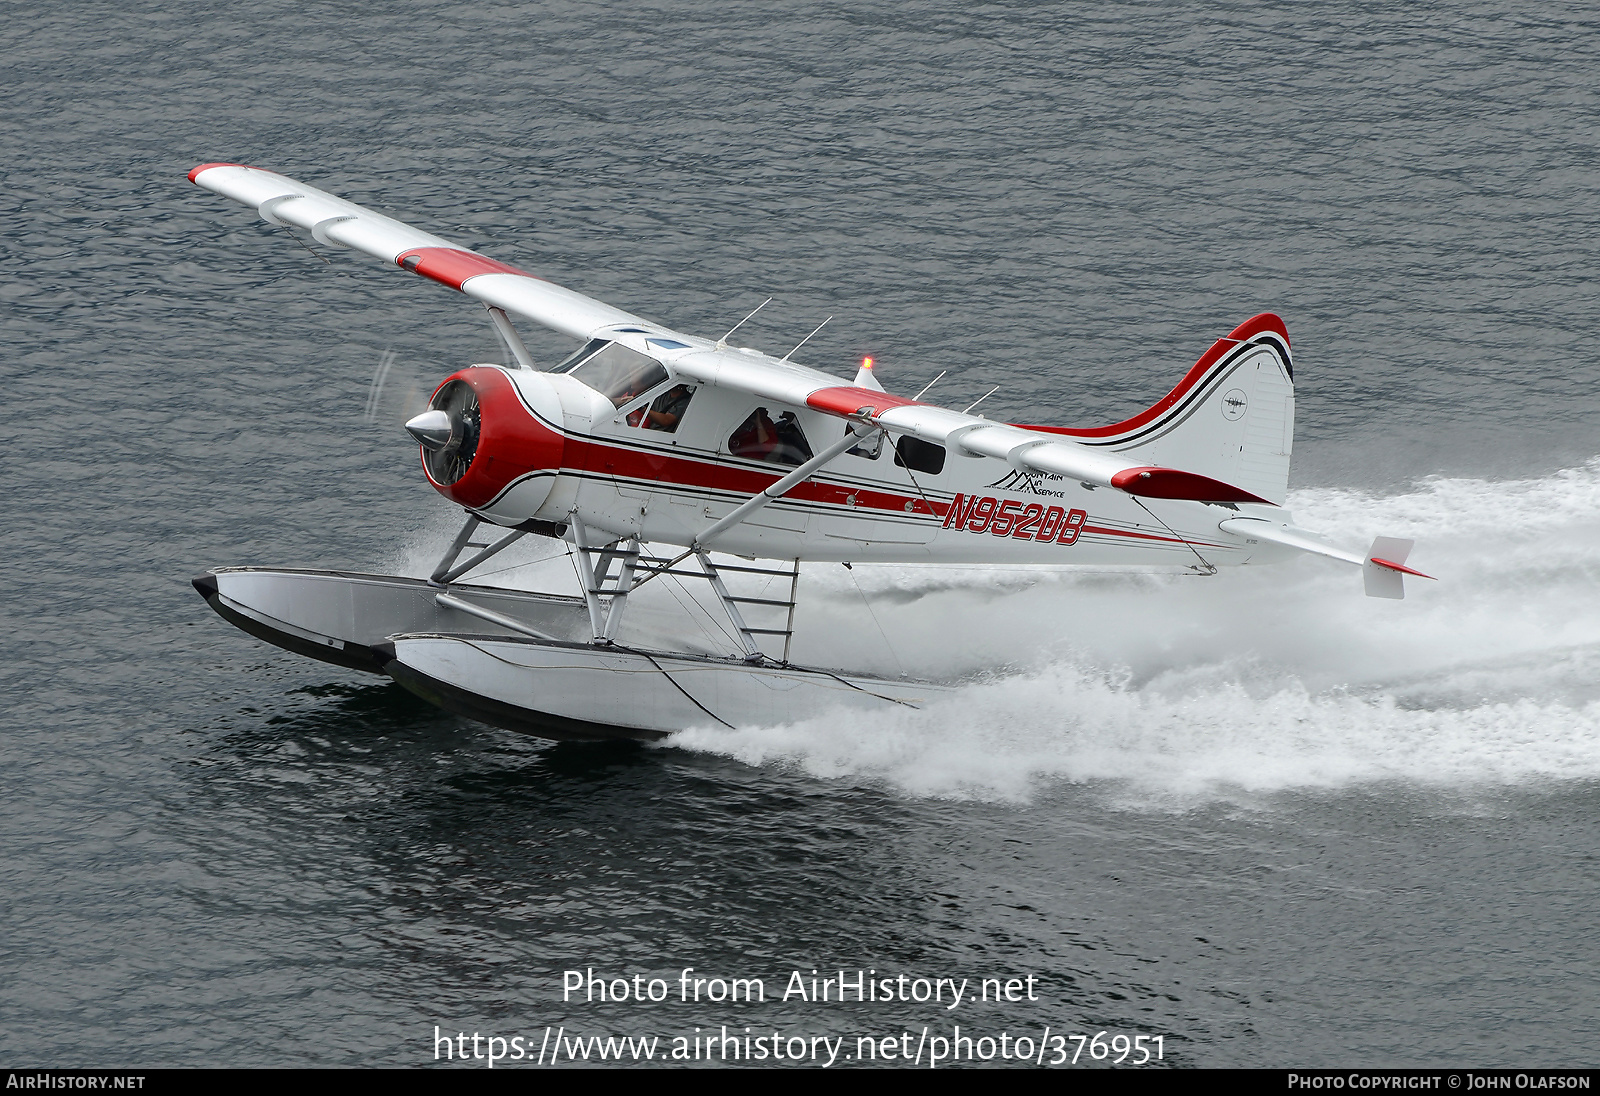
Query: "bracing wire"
662 570 739 652
278 224 334 266
1131 497 1217 575
845 563 905 679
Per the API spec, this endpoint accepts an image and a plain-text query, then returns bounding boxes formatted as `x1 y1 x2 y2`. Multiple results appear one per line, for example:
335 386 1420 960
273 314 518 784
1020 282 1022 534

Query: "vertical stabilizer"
1026 314 1296 506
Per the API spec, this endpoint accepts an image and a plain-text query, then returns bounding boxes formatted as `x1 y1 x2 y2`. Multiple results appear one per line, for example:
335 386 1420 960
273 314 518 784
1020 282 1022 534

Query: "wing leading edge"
188 163 644 339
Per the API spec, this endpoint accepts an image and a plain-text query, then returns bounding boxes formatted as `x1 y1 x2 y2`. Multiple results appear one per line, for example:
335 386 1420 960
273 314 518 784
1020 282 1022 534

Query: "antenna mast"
715 298 774 348
779 316 831 362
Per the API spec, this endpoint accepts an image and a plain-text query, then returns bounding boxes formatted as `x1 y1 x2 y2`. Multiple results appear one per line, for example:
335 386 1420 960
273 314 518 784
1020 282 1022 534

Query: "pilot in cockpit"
617 372 692 433
611 361 662 409
640 384 692 431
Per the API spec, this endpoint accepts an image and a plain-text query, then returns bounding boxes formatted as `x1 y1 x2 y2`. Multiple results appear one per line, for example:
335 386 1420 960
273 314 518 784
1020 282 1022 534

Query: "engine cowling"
411 366 566 521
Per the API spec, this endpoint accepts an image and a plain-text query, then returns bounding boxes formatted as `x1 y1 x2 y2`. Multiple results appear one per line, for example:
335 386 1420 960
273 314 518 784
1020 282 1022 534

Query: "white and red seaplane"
188 163 1429 742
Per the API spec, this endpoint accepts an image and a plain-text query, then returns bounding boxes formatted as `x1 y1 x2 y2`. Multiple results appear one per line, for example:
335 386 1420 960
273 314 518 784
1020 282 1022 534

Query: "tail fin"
1364 536 1429 599
1028 314 1295 506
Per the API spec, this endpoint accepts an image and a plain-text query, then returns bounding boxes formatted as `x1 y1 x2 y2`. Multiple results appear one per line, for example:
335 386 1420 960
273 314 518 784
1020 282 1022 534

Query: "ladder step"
739 627 794 636
633 567 708 580
699 562 798 576
726 596 796 607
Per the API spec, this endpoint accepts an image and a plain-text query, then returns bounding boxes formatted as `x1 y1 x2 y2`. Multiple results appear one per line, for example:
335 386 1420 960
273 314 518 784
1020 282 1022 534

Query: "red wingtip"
1110 466 1273 505
188 162 249 184
1370 558 1435 580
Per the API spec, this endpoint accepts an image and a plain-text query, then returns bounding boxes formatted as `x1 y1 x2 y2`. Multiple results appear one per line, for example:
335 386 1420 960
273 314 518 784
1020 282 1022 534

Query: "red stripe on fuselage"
556 433 1232 549
396 247 543 292
1081 523 1185 546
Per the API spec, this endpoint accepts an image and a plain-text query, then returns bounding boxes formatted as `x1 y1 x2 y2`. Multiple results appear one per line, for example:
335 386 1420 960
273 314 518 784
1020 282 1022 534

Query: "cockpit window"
623 384 696 433
566 342 669 407
555 337 610 372
728 407 814 466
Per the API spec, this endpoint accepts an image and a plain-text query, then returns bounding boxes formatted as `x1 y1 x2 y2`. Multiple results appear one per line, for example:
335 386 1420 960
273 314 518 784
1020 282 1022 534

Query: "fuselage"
418 336 1286 569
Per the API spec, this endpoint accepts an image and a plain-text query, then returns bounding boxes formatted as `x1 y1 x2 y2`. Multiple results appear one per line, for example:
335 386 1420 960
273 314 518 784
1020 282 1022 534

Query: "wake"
670 460 1600 803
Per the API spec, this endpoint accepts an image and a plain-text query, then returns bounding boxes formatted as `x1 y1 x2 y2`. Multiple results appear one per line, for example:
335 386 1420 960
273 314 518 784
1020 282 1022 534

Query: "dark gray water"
4 0 1599 1068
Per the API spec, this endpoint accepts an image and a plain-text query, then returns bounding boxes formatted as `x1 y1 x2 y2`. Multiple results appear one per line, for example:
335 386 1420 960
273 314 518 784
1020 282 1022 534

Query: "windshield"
565 342 668 407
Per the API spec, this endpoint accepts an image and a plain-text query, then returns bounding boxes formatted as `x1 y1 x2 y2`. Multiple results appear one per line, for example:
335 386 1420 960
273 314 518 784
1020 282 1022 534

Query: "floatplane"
187 163 1429 741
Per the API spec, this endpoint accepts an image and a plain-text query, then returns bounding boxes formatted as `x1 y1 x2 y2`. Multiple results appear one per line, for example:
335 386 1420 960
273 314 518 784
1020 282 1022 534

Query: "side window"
728 407 815 466
894 436 945 475
845 425 883 460
567 343 668 407
624 384 696 434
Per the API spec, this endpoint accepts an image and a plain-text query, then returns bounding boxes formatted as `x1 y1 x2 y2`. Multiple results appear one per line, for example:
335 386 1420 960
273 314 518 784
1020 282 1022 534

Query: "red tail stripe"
1018 313 1290 439
1109 466 1271 505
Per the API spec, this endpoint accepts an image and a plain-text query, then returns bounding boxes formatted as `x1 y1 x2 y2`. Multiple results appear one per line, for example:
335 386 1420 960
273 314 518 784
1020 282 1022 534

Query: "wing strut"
694 421 882 551
486 306 536 371
624 421 880 616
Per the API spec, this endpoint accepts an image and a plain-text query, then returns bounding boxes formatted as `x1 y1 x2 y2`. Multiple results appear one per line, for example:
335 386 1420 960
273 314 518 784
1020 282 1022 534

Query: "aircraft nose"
418 366 565 520
405 409 454 451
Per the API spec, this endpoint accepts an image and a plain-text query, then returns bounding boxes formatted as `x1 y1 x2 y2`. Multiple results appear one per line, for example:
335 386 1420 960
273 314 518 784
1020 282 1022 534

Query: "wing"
189 163 645 340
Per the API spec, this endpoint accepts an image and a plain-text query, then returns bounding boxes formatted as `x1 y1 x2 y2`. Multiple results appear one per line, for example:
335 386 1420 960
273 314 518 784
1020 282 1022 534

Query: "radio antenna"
716 297 773 348
779 316 831 362
912 370 946 401
961 385 1001 414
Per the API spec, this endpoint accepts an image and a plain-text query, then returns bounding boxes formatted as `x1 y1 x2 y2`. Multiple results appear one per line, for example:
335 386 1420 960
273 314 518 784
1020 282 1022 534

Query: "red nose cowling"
422 367 564 512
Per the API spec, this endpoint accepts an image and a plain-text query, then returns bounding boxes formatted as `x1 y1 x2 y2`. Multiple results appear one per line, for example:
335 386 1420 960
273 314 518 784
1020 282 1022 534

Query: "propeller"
406 379 480 484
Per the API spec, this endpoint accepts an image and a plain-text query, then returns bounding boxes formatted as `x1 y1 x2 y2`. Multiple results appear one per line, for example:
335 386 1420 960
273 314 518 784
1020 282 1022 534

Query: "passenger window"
894 436 945 475
624 384 696 434
845 425 883 460
728 407 815 466
567 343 668 407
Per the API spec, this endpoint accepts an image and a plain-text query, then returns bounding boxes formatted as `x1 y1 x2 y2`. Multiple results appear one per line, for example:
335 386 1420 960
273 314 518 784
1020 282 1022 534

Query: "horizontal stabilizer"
1108 466 1271 504
1220 520 1432 599
1218 517 1363 565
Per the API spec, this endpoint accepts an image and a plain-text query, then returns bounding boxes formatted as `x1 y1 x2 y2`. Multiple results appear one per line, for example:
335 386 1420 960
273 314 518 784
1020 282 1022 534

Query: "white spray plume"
670 459 1600 805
